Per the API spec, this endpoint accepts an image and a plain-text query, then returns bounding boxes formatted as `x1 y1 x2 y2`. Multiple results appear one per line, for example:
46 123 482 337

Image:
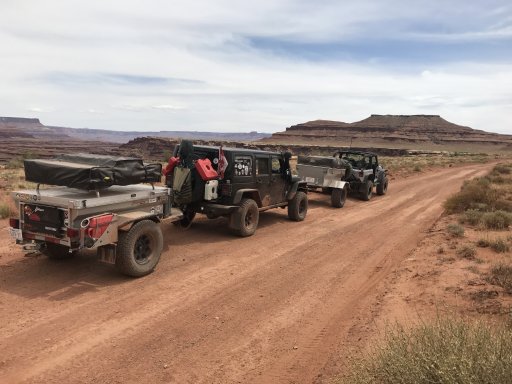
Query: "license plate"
9 227 23 241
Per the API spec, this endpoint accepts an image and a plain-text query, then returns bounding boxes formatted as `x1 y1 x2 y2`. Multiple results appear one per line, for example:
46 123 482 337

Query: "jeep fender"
286 181 307 200
233 189 262 207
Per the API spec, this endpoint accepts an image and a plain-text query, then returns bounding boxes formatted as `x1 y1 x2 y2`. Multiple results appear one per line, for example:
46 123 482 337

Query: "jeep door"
255 154 272 206
269 155 287 204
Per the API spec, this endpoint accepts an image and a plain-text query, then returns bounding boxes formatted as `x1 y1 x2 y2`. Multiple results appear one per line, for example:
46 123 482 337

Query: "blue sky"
0 0 511 134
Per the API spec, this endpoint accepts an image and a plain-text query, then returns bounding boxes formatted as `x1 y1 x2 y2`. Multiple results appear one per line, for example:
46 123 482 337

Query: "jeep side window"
271 157 281 174
233 156 252 177
256 157 269 175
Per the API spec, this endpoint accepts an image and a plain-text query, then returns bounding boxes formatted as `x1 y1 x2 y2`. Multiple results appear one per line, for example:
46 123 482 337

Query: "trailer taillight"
66 228 80 238
9 218 20 228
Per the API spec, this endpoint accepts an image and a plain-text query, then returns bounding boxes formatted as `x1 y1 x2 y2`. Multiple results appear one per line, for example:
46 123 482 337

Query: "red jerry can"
195 158 218 181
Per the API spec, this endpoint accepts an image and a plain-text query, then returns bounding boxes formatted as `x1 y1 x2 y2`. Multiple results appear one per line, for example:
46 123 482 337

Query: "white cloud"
0 1 511 134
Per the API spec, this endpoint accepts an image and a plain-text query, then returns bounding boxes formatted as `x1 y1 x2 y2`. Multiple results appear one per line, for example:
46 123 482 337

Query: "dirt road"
0 163 492 384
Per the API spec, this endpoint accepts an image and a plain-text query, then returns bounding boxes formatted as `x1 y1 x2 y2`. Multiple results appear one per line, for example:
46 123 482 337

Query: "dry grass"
447 223 464 237
338 318 512 384
486 264 512 293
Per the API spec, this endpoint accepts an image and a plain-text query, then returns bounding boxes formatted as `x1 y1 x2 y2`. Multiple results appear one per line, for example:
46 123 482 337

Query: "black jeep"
168 143 308 236
333 150 389 201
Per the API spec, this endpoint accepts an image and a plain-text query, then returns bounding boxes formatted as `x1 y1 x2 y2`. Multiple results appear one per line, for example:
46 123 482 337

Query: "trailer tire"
361 180 373 201
231 198 259 237
331 187 347 208
41 243 76 260
288 191 308 221
116 220 163 277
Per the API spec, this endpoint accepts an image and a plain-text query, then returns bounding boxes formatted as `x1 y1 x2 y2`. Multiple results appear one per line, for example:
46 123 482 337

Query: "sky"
0 0 511 134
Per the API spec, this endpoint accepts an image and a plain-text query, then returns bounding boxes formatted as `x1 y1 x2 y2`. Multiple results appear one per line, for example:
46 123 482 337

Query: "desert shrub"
413 165 422 172
493 164 512 175
0 202 10 219
494 199 512 212
459 209 483 226
447 223 464 237
5 158 23 169
481 210 512 230
457 244 476 259
476 238 490 248
490 238 510 253
444 177 499 214
338 318 512 384
486 264 512 293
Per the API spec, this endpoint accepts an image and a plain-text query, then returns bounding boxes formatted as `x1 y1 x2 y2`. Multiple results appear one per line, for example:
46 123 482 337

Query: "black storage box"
24 153 162 190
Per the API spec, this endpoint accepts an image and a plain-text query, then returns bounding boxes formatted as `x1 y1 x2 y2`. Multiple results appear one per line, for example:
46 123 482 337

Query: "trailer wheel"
331 187 347 208
230 198 259 237
116 220 163 277
288 191 308 221
361 180 373 201
41 243 76 260
377 176 388 195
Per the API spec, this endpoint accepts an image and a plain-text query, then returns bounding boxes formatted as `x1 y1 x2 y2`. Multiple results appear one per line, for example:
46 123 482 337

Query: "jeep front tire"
231 198 259 237
288 191 308 221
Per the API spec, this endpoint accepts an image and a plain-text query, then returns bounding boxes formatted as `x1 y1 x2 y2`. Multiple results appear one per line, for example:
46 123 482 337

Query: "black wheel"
361 180 373 201
331 187 347 208
288 191 308 221
377 176 388 195
116 220 163 277
230 198 259 237
41 243 76 260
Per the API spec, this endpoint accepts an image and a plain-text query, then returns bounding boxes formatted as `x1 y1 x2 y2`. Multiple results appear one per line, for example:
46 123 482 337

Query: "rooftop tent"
24 153 162 190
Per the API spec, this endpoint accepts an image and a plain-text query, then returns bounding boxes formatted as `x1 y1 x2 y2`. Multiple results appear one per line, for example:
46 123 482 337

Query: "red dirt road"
0 163 492 383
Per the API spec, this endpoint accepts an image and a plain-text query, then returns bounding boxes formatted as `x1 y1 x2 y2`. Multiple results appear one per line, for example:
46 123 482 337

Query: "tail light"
9 218 20 228
66 228 80 238
83 214 114 239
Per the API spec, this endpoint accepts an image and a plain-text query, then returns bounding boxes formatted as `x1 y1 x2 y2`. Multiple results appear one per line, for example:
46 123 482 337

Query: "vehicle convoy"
8 154 184 277
296 155 351 208
8 146 309 276
335 150 389 200
167 142 309 237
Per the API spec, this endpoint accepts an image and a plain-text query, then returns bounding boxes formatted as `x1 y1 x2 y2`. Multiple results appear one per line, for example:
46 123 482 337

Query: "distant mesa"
264 114 511 152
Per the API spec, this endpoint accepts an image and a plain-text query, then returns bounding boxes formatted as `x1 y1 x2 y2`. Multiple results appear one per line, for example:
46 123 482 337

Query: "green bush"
481 210 512 230
493 164 512 175
0 202 10 219
459 209 483 226
457 245 476 259
338 318 512 384
444 178 499 214
447 223 464 237
490 238 510 253
486 263 512 293
476 238 490 248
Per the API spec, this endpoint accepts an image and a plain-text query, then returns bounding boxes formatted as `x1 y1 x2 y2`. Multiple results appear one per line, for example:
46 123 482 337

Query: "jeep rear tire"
361 180 373 201
377 176 388 195
288 191 308 221
41 243 76 260
331 187 347 208
232 198 259 237
116 220 163 277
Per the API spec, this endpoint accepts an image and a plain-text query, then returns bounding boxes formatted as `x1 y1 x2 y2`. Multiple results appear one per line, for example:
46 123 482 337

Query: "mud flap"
98 244 116 264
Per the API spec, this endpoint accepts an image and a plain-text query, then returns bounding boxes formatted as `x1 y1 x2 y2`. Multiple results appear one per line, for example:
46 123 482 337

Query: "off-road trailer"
9 185 183 277
9 154 184 277
296 155 350 208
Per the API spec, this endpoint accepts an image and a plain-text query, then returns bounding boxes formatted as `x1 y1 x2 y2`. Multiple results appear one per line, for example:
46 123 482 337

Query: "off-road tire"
231 198 259 237
377 176 388 195
41 243 76 260
288 191 308 221
331 187 347 208
361 180 373 201
116 220 163 277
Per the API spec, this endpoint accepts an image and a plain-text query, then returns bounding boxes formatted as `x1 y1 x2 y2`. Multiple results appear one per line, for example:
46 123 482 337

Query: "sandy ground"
0 163 494 384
